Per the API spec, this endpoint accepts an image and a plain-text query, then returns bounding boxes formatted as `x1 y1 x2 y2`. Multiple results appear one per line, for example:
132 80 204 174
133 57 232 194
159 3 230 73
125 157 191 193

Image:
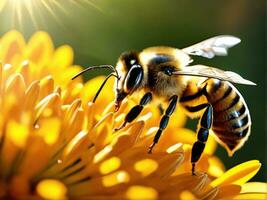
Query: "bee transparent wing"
173 65 256 85
182 35 241 59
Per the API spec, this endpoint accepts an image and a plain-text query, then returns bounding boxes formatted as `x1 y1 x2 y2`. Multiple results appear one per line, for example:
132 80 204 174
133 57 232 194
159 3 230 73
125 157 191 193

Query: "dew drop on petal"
3 64 12 71
21 60 29 66
34 124 40 129
88 102 93 106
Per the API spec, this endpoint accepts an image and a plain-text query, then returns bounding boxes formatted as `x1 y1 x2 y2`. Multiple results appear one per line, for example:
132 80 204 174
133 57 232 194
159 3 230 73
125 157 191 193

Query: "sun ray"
17 1 22 30
0 0 104 32
38 0 66 29
83 0 104 13
10 0 17 28
24 0 39 29
69 0 104 13
50 0 69 16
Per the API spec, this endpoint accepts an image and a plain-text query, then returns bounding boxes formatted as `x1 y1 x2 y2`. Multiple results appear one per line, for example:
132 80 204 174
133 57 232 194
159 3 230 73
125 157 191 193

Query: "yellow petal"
155 152 184 178
24 80 40 111
179 191 197 200
0 30 25 64
92 121 144 165
36 179 67 200
25 31 54 66
68 170 130 196
35 117 61 145
6 120 29 148
51 45 73 69
167 172 209 193
81 76 115 111
9 176 30 198
200 187 218 200
62 99 82 129
241 182 267 194
90 112 114 150
55 65 82 87
168 105 187 128
205 132 217 155
210 160 261 187
139 127 194 153
62 130 88 161
216 184 241 199
102 170 130 187
232 193 267 200
18 61 31 84
100 156 121 175
5 73 25 98
39 76 54 99
35 93 61 120
158 128 196 149
125 185 158 200
207 156 225 178
134 159 158 176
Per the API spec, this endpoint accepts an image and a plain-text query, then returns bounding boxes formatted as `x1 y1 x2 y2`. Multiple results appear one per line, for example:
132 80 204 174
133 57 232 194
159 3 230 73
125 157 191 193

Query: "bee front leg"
187 103 213 175
148 95 178 153
114 92 152 131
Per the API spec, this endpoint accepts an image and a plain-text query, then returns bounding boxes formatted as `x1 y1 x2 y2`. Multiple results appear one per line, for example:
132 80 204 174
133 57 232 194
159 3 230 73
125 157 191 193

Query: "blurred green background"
0 0 265 181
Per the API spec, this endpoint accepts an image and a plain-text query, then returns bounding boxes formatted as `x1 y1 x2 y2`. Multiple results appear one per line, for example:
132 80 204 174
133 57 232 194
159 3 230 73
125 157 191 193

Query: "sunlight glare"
1 0 101 30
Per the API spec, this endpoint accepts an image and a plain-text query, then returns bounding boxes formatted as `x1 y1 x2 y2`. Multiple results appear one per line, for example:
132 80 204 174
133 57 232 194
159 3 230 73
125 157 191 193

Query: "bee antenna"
71 65 118 80
93 73 119 103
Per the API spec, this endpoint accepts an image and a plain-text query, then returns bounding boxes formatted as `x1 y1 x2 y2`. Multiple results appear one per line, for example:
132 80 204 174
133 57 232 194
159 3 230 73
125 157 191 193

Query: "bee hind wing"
182 35 241 59
173 65 256 85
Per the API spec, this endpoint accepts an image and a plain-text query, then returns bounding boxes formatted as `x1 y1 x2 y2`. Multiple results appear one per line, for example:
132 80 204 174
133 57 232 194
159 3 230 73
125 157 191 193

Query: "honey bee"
72 35 256 175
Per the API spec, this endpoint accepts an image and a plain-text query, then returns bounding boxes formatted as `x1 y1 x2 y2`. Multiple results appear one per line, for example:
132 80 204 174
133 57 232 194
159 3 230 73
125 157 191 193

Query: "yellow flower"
0 30 83 103
0 30 265 200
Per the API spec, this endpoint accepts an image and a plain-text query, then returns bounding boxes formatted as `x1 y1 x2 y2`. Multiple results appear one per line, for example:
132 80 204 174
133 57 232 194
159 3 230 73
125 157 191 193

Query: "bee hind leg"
148 95 178 153
187 103 213 175
114 92 152 131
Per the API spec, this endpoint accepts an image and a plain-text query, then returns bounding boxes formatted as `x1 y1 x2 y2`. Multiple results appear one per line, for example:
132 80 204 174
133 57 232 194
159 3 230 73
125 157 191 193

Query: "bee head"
114 51 144 111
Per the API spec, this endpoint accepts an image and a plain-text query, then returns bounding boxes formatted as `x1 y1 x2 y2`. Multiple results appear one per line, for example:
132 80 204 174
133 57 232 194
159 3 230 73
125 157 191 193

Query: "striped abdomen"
204 79 251 155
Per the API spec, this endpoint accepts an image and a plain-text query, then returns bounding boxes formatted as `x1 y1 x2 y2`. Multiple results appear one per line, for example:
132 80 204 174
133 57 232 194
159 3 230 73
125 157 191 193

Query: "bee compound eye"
164 67 173 76
125 65 143 93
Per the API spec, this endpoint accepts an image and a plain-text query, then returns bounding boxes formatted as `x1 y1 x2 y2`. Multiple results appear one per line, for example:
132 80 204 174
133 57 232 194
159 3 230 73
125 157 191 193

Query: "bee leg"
189 103 213 175
148 95 178 154
114 92 152 131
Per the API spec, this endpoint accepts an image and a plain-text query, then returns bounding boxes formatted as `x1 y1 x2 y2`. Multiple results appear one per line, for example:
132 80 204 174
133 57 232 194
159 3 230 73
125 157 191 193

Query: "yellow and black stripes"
181 78 251 155
204 79 251 153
